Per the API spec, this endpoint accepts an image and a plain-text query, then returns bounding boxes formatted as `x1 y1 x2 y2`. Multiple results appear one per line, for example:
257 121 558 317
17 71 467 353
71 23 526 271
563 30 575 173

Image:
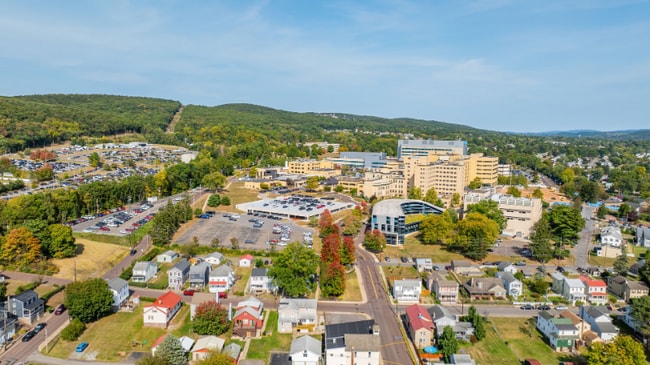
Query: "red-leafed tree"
341 236 356 266
363 229 387 252
321 233 341 264
319 209 333 229
192 301 230 335
29 149 57 161
320 261 345 297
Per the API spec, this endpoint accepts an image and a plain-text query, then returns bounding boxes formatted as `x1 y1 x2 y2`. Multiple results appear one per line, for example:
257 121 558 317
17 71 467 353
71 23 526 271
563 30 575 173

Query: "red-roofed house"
232 296 264 338
144 291 182 328
239 254 254 267
580 276 608 305
405 304 435 349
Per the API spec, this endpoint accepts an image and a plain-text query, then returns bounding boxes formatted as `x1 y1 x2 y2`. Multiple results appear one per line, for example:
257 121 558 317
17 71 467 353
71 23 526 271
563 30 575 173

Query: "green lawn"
245 333 293 360
491 317 563 365
219 181 261 212
461 320 520 365
339 269 363 302
384 235 465 262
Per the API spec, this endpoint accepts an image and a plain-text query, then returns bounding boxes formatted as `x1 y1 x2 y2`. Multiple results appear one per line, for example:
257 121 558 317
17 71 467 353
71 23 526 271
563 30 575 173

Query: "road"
574 204 597 269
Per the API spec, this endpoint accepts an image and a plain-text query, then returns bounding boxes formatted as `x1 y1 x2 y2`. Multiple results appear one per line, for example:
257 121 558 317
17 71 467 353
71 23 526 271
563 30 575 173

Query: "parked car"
218 291 228 299
515 261 526 266
384 257 391 262
183 289 196 296
33 323 47 333
76 341 89 352
555 305 569 311
54 304 66 315
22 331 36 342
520 304 534 310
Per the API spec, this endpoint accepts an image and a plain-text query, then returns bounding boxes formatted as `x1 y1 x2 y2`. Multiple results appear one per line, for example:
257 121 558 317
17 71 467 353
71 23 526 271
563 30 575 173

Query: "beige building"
287 159 335 175
464 192 542 238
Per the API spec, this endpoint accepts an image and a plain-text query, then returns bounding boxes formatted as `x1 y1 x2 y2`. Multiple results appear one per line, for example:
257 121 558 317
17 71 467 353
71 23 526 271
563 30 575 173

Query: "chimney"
372 324 380 335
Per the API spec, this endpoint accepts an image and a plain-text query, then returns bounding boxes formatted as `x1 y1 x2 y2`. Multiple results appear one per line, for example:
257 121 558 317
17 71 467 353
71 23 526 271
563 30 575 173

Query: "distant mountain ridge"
523 129 650 139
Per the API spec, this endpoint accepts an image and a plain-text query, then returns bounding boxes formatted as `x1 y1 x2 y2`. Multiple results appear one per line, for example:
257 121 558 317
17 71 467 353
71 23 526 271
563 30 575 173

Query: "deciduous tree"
192 301 230 335
465 199 506 231
0 227 42 268
438 325 459 363
363 229 386 252
420 212 453 244
268 242 319 297
64 278 113 323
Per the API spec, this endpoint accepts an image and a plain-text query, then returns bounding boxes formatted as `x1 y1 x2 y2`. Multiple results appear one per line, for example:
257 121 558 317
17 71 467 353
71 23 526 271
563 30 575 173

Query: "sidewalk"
28 351 136 365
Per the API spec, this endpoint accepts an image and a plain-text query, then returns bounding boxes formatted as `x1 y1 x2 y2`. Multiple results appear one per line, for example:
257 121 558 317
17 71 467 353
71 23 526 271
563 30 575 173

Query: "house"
536 311 579 351
143 291 182 328
626 280 649 301
579 276 608 304
108 277 129 310
451 260 483 276
277 298 318 333
558 310 600 346
636 226 650 247
550 272 566 294
405 304 434 349
393 279 421 303
191 335 226 361
0 311 17 345
497 272 523 299
132 261 158 283
607 275 649 302
248 268 274 294
427 272 459 304
152 334 194 356
156 250 179 263
233 296 264 338
6 290 44 325
497 261 518 275
415 258 433 272
189 261 211 289
167 260 191 290
209 265 235 293
289 335 322 365
190 292 217 320
628 259 646 277
450 354 477 365
600 226 622 247
579 306 619 342
428 305 474 341
324 319 381 365
562 278 587 305
463 278 506 300
201 251 224 266
240 254 254 267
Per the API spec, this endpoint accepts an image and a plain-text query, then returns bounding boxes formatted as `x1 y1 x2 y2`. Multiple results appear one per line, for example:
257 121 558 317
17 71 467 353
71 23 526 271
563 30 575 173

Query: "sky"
1 1 649 133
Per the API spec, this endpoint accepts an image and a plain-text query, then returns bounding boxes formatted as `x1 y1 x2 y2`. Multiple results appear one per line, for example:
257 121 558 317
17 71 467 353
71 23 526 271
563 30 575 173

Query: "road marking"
366 266 378 299
381 341 406 347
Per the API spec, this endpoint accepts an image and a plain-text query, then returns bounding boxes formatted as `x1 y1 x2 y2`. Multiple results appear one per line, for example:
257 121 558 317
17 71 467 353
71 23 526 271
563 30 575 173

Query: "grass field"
491 317 563 365
232 265 252 295
384 235 465 263
339 269 363 302
218 181 261 212
50 238 129 281
461 319 520 365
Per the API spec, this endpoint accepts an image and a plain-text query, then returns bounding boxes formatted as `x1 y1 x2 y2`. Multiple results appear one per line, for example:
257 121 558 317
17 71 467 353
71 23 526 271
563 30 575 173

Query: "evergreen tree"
613 243 630 275
155 335 187 365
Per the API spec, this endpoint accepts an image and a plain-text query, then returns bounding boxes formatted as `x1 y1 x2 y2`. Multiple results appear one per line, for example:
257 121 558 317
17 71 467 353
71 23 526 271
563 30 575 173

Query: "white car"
555 305 569 311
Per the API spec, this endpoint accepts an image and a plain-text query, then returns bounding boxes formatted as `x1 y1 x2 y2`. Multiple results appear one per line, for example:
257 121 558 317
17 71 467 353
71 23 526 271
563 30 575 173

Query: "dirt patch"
51 238 128 281
496 186 570 203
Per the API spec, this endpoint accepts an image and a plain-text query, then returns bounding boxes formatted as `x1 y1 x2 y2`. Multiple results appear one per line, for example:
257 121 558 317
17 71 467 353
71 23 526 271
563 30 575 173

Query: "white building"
600 226 622 247
278 298 318 334
393 279 421 303
579 306 619 342
247 268 274 294
289 335 322 365
143 291 182 328
208 265 235 293
536 311 579 351
132 261 158 283
107 277 129 310
497 272 523 299
324 319 381 365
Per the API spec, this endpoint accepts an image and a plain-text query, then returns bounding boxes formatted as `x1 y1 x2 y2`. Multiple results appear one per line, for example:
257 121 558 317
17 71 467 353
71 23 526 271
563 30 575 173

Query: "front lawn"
383 235 465 263
339 269 362 302
461 320 520 365
491 317 563 365
245 333 293 360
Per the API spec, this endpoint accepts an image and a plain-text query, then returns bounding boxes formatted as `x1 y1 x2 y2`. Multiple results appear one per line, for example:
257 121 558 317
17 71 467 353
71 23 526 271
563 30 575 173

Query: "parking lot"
175 212 315 251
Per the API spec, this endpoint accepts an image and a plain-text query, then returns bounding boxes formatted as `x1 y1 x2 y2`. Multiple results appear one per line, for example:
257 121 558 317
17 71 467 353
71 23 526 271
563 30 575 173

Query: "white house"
156 250 179 263
107 277 129 310
167 260 190 290
289 335 322 365
536 311 579 351
191 336 225 361
393 279 421 303
248 268 274 294
324 319 381 365
579 276 608 305
278 298 318 333
132 261 158 283
239 254 254 267
497 261 518 275
143 291 182 328
497 272 523 299
208 265 235 293
600 226 622 247
562 278 587 305
579 306 619 342
201 252 224 266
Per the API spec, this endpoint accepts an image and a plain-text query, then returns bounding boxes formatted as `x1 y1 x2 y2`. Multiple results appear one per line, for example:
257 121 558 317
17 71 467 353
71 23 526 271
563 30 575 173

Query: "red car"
54 304 66 315
183 289 196 296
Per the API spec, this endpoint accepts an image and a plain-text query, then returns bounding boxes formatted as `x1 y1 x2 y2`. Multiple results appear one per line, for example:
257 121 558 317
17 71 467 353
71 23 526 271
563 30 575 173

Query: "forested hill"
173 103 493 157
525 129 650 140
0 94 181 152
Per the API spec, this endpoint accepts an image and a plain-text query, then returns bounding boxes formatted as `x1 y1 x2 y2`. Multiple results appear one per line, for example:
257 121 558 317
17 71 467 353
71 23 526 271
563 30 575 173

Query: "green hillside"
0 94 181 152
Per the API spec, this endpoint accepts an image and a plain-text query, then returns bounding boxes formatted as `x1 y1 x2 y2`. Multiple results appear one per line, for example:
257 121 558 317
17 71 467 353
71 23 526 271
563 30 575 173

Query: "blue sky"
1 0 649 133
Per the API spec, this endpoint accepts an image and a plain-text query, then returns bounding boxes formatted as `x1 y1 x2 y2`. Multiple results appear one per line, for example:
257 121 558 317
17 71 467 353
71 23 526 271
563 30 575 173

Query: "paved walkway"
27 351 136 365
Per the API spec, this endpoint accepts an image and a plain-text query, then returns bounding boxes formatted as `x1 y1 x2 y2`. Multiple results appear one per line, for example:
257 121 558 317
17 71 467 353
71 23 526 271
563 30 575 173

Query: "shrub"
61 318 85 341
15 281 40 295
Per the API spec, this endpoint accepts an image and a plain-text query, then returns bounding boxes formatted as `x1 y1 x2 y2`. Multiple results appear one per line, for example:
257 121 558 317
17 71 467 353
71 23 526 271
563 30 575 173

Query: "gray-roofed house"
636 226 650 247
451 260 483 276
496 272 523 299
626 280 649 301
233 297 264 338
6 290 44 325
427 272 458 304
463 278 506 300
497 261 517 274
201 252 224 266
108 277 129 310
168 260 191 290
278 298 318 333
324 319 380 365
536 311 579 351
579 306 619 342
223 343 242 363
600 226 622 247
628 259 646 278
248 268 274 294
208 265 235 293
415 258 433 272
393 279 421 303
0 311 17 345
289 335 322 365
191 335 225 362
428 305 474 341
132 261 158 283
156 250 179 263
189 261 211 289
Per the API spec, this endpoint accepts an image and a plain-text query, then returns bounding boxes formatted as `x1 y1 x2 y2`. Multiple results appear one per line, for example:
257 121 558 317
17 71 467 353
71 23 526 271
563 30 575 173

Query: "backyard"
245 311 293 360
